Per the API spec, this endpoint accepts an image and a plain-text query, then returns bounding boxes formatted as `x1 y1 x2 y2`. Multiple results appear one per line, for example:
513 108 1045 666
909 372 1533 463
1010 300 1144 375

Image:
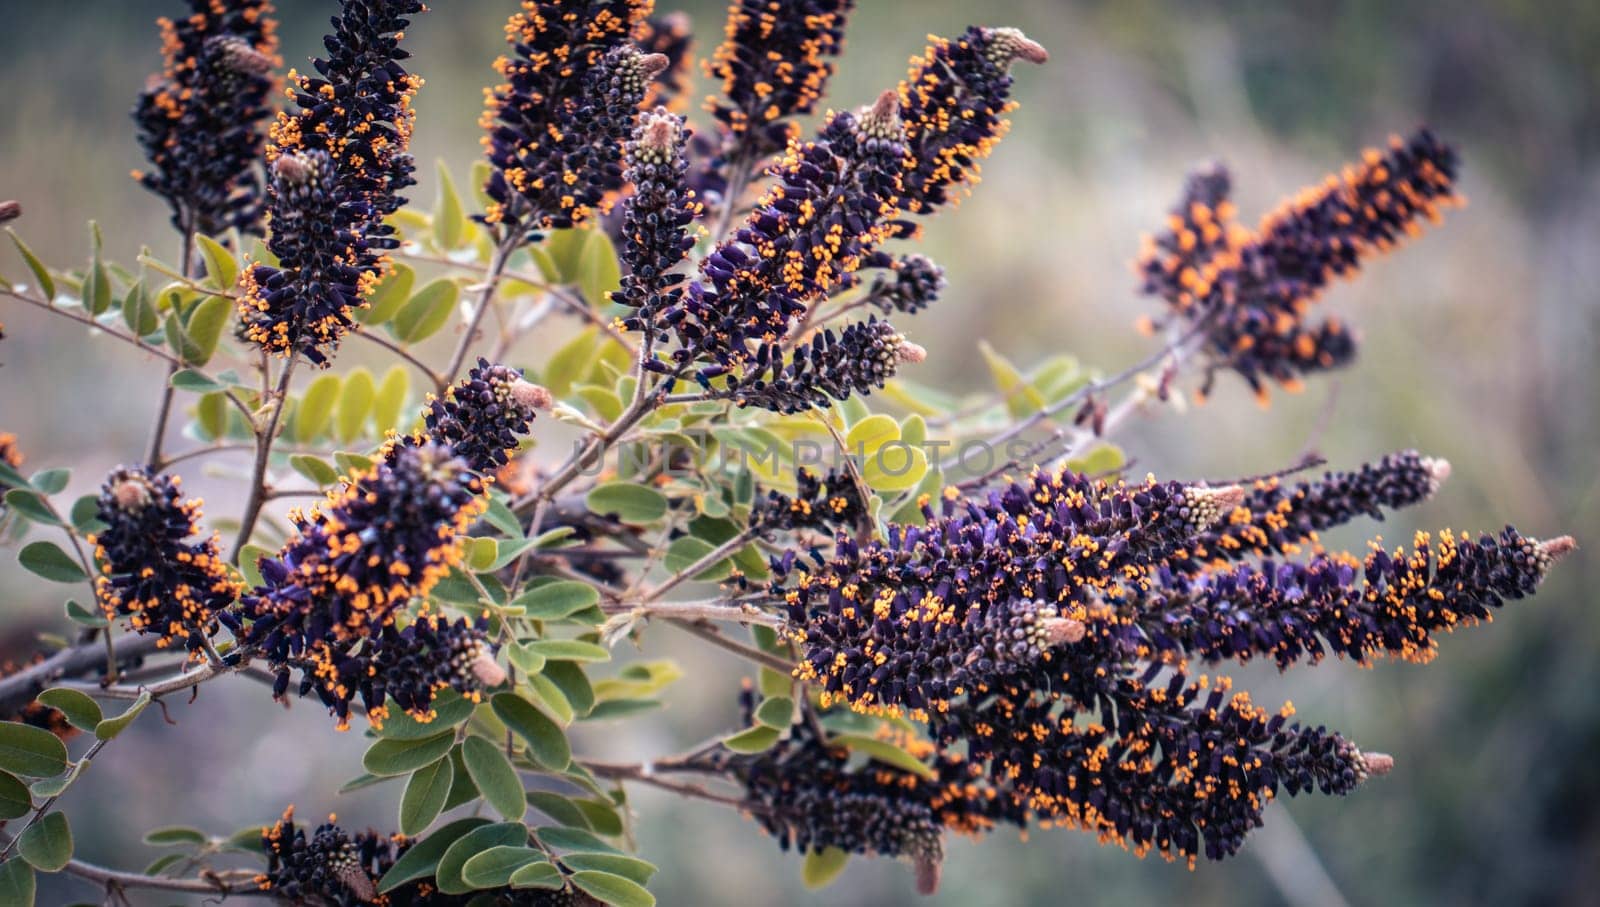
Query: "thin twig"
666 619 793 673
231 358 297 562
352 327 443 392
442 233 517 386
0 287 182 366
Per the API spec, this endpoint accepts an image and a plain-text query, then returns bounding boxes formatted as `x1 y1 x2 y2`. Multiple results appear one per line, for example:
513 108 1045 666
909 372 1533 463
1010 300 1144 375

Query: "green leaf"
18 811 71 872
442 747 478 811
485 538 539 572
358 262 415 325
509 860 563 890
483 494 523 539
399 756 454 836
1065 443 1127 477
364 732 456 777
8 229 54 300
372 366 410 434
338 773 392 795
832 733 936 780
142 826 208 847
289 454 340 487
542 326 598 398
377 690 477 740
571 798 622 837
163 311 202 364
526 791 589 828
122 281 159 336
169 369 226 393
753 697 793 729
17 541 81 583
979 340 1045 419
861 443 927 493
182 295 233 366
0 858 35 906
460 846 543 889
523 674 573 726
0 772 31 820
535 825 621 855
337 368 376 443
333 450 374 476
582 699 661 722
491 693 570 771
801 847 850 890
196 391 229 441
394 278 460 344
542 663 594 716
513 582 599 620
67 497 105 535
662 537 733 582
560 854 656 886
505 643 547 680
467 536 498 572
541 230 587 283
35 689 100 732
238 545 271 589
721 725 781 754
296 373 341 443
28 469 68 495
378 817 489 893
576 230 622 308
432 161 468 251
6 492 61 528
94 691 151 740
844 414 899 457
195 234 238 290
435 822 527 895
571 870 654 907
523 640 609 663
462 736 526 821
585 482 667 525
63 600 106 629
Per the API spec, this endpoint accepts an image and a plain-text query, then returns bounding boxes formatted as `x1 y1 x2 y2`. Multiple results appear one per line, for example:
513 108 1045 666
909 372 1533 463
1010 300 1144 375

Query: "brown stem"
231 358 297 562
442 234 517 386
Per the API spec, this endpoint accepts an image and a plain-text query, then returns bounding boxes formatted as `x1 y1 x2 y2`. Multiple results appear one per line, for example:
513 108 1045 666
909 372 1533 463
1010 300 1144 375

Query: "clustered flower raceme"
224 443 493 729
1169 448 1451 571
896 27 1049 218
858 251 946 316
701 689 1023 895
132 0 279 237
733 317 925 413
617 25 1045 412
387 358 551 476
1137 129 1462 401
89 467 239 652
783 469 1248 717
291 614 505 731
612 108 702 335
774 454 1573 863
703 0 854 164
753 467 866 534
662 91 912 385
480 0 659 238
239 0 424 364
1143 527 1576 669
239 150 367 364
261 807 593 905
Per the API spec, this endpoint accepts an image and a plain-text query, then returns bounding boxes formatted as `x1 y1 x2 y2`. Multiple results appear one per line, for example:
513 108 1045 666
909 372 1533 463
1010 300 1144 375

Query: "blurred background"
2 1 1598 904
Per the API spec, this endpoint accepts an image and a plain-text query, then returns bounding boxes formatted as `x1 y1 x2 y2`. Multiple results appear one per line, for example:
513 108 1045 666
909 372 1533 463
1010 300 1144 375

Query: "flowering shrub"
0 1 1576 904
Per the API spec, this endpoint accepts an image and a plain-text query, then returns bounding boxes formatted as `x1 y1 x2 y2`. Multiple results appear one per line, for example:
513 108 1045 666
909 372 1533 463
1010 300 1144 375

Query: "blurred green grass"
2 2 1597 905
